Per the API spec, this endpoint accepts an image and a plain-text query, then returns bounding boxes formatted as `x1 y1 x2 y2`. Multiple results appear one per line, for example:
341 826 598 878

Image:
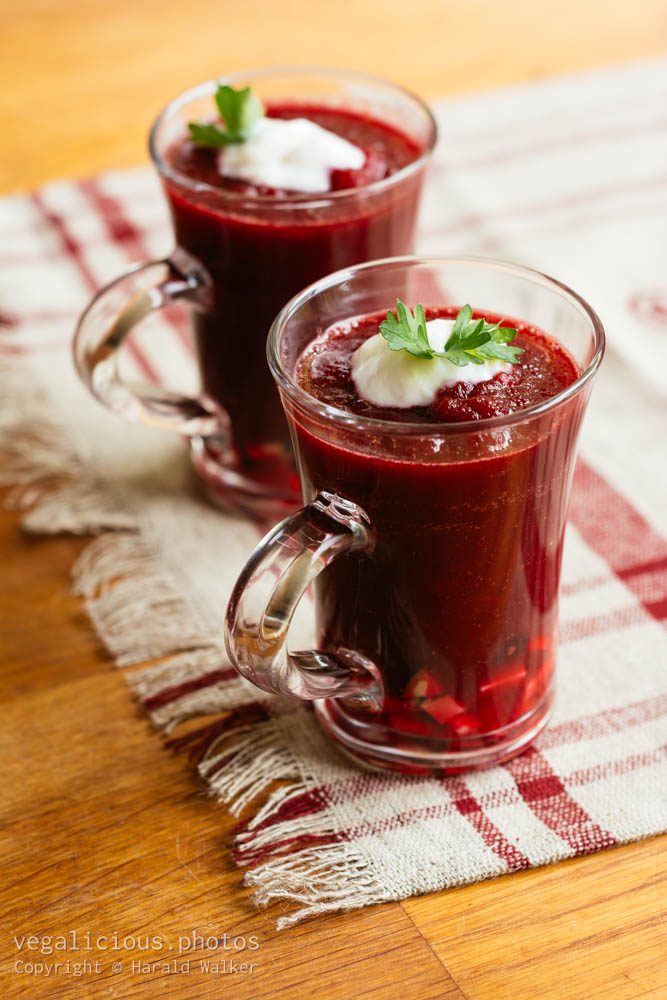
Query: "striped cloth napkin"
1 58 666 928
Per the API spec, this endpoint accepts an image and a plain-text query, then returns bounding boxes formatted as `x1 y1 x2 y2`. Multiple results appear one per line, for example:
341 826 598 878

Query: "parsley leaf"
379 301 523 367
380 301 433 359
188 84 265 148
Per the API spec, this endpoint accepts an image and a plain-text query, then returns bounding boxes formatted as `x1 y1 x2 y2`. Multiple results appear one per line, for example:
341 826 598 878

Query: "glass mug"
225 256 605 774
73 68 437 519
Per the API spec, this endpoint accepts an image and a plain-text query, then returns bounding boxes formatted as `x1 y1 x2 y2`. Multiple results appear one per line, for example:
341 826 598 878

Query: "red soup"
163 105 425 493
292 307 582 771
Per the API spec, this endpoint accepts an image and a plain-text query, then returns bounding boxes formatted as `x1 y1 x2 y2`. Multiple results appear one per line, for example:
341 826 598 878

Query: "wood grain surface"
3 0 667 192
1 3 666 997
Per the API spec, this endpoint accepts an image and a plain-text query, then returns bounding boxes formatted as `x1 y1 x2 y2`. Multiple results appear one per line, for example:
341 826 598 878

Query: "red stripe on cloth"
235 832 343 868
1 308 92 357
436 89 667 149
165 702 268 762
420 197 667 250
79 178 146 260
286 691 667 825
0 338 72 357
0 221 168 268
31 190 160 385
566 742 667 787
569 460 667 625
81 179 194 357
539 691 667 751
561 574 612 597
562 560 667 602
434 116 667 174
645 597 667 620
1 308 79 327
143 667 238 712
504 746 617 855
618 559 667 617
319 726 665 842
31 192 99 290
235 740 667 840
420 173 667 239
447 777 530 871
74 181 162 385
235 788 329 837
617 554 667 581
559 605 651 644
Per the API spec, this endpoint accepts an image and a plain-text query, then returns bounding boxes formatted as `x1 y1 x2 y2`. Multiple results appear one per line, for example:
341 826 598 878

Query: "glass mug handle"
225 491 383 709
73 252 227 436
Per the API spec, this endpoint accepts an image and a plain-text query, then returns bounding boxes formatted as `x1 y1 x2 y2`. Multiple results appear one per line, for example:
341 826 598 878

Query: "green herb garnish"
188 84 264 148
380 301 523 367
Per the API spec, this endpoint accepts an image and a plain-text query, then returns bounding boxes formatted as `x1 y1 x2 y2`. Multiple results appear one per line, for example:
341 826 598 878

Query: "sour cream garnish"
351 318 510 408
218 116 365 193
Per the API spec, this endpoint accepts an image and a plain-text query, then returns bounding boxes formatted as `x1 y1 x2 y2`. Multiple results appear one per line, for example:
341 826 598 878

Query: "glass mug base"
314 686 554 776
190 435 301 521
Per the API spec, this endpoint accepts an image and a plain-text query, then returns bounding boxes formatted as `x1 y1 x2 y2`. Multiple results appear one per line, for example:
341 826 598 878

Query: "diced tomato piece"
478 662 527 729
512 680 539 721
381 697 428 735
403 669 447 701
479 695 514 731
421 695 465 726
512 655 554 719
448 713 481 738
527 635 551 653
429 396 494 422
479 662 527 695
523 673 541 701
330 150 388 190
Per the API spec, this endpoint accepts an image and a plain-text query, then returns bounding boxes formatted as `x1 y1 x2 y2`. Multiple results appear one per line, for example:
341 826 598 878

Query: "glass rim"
267 255 606 436
148 65 438 206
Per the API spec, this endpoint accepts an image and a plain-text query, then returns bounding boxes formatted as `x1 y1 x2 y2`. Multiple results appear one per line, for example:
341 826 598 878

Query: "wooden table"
2 3 666 997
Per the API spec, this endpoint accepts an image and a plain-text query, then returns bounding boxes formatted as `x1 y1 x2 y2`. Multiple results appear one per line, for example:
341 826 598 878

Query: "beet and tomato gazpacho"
162 93 426 494
293 303 581 770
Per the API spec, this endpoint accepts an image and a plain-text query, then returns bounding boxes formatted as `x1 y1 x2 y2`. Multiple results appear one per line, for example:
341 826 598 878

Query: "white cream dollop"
350 318 510 408
217 117 365 193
